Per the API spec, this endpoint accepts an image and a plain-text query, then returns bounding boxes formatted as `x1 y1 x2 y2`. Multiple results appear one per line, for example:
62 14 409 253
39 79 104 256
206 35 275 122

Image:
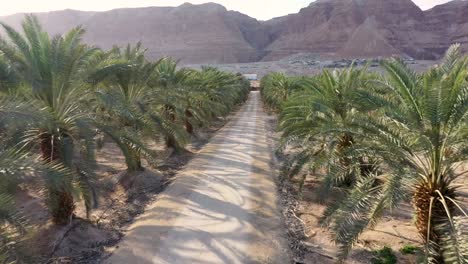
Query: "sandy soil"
106 91 290 264
13 147 180 263
12 107 234 263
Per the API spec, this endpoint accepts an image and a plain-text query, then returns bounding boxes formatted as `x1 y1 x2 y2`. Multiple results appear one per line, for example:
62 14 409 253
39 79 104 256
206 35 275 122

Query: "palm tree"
0 16 99 225
151 63 250 151
183 67 250 132
90 45 188 171
173 68 220 134
279 67 377 190
151 58 192 150
260 72 304 111
323 45 468 262
197 67 250 113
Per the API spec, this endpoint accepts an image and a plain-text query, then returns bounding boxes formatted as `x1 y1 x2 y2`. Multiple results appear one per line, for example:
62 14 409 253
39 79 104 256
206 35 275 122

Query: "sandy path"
106 91 290 264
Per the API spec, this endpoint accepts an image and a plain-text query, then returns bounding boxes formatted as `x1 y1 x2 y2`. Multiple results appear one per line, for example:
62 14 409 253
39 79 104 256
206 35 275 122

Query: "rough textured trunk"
126 148 143 172
40 132 75 225
413 181 455 262
49 190 75 225
337 133 355 186
185 109 194 134
166 136 178 150
164 104 179 150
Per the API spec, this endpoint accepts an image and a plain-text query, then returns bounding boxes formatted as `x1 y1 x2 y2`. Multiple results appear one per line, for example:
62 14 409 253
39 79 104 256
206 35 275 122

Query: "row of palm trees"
261 45 468 263
0 15 250 260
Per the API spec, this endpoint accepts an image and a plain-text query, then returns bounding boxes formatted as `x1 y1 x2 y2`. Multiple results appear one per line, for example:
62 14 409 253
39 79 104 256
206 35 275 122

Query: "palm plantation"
262 46 468 263
278 67 378 190
260 72 303 112
0 12 466 264
0 16 249 262
90 44 174 172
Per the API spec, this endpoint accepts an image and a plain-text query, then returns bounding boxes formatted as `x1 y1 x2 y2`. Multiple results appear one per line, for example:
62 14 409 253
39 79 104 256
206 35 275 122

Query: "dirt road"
106 91 290 264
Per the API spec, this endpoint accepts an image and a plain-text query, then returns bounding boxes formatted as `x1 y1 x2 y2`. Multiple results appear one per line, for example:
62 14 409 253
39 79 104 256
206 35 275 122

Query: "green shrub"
372 246 397 264
400 244 419 255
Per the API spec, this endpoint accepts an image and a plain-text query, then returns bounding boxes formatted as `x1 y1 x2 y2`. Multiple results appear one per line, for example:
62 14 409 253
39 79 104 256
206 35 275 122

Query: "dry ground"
13 108 236 263
106 91 290 264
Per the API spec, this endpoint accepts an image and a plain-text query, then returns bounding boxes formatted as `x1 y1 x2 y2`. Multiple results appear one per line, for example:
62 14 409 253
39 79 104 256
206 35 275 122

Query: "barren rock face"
425 0 468 54
78 3 261 63
0 0 467 63
0 3 266 64
263 0 440 60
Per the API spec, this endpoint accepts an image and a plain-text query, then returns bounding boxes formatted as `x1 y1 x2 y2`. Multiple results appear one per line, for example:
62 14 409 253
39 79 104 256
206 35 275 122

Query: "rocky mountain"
424 0 468 54
0 1 467 63
0 3 268 63
262 0 458 60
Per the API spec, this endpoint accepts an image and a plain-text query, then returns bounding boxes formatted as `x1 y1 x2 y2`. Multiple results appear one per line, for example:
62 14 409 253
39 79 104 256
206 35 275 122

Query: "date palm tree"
151 62 249 150
260 72 304 111
151 58 192 150
90 45 188 171
324 45 468 262
279 67 377 190
0 16 99 225
183 67 250 131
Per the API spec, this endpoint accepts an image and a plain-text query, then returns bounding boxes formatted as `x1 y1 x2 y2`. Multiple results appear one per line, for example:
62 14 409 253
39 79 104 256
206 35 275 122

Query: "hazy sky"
0 0 454 20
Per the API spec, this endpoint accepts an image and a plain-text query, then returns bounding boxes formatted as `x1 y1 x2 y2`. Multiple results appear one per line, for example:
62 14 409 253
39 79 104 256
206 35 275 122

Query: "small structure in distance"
242 73 260 91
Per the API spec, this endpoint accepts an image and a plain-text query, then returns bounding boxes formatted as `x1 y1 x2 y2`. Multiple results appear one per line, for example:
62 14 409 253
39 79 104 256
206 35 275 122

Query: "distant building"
242 74 258 81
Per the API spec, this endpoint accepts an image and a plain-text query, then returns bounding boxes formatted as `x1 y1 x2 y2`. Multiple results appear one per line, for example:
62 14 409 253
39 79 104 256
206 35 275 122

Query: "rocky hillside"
0 3 268 64
1 1 467 63
263 0 467 60
424 0 468 54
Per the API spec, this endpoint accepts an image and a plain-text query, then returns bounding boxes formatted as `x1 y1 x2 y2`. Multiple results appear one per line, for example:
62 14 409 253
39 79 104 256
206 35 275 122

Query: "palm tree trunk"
40 133 75 225
126 148 143 172
337 133 355 186
413 181 456 262
48 189 75 225
185 109 194 134
166 136 178 150
164 104 180 150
